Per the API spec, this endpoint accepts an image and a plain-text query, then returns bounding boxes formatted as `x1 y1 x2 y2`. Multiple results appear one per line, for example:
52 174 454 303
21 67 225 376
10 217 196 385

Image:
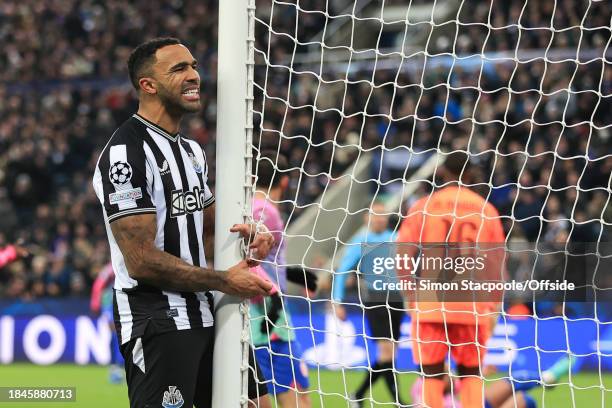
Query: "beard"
157 83 201 115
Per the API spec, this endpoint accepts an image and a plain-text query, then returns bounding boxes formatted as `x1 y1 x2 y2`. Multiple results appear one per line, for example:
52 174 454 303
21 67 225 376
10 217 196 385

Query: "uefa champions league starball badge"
109 161 133 185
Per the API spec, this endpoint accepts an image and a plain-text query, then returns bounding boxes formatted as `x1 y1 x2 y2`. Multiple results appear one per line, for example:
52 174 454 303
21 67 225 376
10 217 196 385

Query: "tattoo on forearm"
110 214 226 292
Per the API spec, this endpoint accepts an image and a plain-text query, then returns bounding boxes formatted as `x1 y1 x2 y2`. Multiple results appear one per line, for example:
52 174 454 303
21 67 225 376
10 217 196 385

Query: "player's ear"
138 77 157 95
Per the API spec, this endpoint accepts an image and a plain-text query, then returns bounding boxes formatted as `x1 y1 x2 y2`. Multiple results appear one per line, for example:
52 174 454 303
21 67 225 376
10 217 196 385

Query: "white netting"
247 0 611 407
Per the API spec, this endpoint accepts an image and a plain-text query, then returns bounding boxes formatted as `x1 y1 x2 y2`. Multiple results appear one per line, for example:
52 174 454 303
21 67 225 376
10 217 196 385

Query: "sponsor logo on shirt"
109 187 143 205
170 187 209 217
159 160 171 176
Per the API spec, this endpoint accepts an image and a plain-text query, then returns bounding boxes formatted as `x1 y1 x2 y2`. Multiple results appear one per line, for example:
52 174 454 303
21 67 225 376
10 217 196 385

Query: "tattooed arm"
110 213 271 297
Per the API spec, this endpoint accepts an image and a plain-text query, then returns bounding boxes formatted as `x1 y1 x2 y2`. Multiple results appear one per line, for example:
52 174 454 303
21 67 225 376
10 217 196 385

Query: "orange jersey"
398 186 505 325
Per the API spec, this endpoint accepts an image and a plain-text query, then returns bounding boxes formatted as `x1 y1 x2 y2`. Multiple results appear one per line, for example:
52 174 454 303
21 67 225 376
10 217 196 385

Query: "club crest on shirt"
188 153 203 173
162 386 184 408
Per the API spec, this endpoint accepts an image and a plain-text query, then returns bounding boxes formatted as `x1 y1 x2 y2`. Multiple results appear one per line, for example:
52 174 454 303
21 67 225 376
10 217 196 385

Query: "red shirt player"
0 244 28 269
397 152 506 408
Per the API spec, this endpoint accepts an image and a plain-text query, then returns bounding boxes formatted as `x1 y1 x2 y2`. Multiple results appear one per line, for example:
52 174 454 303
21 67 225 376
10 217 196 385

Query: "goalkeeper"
410 356 573 408
250 151 311 407
397 152 506 408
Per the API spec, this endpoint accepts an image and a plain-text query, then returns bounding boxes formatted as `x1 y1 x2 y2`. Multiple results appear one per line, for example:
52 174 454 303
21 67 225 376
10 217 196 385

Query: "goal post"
214 0 254 406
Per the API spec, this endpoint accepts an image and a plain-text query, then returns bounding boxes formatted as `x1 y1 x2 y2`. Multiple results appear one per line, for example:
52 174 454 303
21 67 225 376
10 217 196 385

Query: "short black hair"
442 151 470 177
254 150 288 188
127 37 181 90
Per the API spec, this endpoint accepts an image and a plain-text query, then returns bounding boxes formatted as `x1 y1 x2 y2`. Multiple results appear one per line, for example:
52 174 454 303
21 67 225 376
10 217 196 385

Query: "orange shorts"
411 321 491 367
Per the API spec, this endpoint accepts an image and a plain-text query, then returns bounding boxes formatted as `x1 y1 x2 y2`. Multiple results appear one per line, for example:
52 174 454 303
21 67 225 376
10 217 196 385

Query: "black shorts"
120 324 267 408
364 302 404 341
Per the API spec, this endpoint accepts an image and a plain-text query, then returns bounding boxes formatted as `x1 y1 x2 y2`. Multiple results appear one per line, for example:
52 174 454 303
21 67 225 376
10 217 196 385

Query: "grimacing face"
150 44 201 114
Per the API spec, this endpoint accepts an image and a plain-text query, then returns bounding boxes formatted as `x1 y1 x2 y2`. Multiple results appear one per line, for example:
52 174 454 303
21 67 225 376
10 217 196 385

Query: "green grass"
0 364 608 407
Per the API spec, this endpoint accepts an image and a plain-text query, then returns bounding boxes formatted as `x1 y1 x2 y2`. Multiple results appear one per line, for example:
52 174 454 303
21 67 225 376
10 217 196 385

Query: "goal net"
246 0 611 406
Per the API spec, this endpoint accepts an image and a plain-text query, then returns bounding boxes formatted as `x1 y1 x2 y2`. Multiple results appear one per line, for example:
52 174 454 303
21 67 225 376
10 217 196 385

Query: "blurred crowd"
254 0 610 243
453 0 608 54
0 0 218 82
1 0 609 299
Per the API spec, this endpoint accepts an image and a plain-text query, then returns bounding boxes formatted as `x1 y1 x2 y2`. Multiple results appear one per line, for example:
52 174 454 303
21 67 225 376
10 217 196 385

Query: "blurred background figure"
0 242 29 269
332 202 408 407
90 263 123 384
251 151 311 407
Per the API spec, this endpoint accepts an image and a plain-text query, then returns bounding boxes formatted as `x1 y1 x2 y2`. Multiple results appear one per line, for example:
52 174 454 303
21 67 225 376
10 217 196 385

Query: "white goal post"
214 0 255 406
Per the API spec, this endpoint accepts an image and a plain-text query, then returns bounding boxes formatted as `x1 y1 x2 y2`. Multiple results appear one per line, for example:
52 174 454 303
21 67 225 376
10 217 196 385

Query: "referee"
332 202 407 407
93 38 273 408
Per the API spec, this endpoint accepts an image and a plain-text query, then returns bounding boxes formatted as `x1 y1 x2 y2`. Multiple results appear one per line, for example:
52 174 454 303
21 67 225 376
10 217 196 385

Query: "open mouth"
181 88 200 102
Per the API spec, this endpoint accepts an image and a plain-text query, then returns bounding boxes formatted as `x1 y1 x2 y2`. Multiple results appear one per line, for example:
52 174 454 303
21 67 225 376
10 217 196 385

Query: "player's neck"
137 103 182 136
254 189 281 204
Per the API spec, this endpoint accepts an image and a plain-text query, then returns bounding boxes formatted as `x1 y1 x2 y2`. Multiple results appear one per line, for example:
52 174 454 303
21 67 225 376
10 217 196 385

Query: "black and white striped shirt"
93 114 215 345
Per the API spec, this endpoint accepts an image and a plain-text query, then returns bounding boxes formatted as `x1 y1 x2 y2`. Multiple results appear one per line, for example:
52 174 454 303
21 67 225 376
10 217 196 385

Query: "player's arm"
333 236 363 302
331 234 363 320
203 203 274 266
261 292 283 335
111 213 271 297
286 266 318 293
396 204 423 308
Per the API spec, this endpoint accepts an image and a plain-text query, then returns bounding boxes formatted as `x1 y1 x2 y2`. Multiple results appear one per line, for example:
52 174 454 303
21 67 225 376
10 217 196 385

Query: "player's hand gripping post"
224 259 273 298
230 222 275 266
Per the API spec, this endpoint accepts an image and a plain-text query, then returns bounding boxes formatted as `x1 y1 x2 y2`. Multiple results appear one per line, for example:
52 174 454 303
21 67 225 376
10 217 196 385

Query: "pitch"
0 364 608 407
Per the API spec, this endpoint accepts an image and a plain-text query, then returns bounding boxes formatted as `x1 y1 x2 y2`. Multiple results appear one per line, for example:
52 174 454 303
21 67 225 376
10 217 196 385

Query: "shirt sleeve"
94 141 156 223
332 234 363 302
0 245 18 269
397 203 422 243
199 147 215 208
